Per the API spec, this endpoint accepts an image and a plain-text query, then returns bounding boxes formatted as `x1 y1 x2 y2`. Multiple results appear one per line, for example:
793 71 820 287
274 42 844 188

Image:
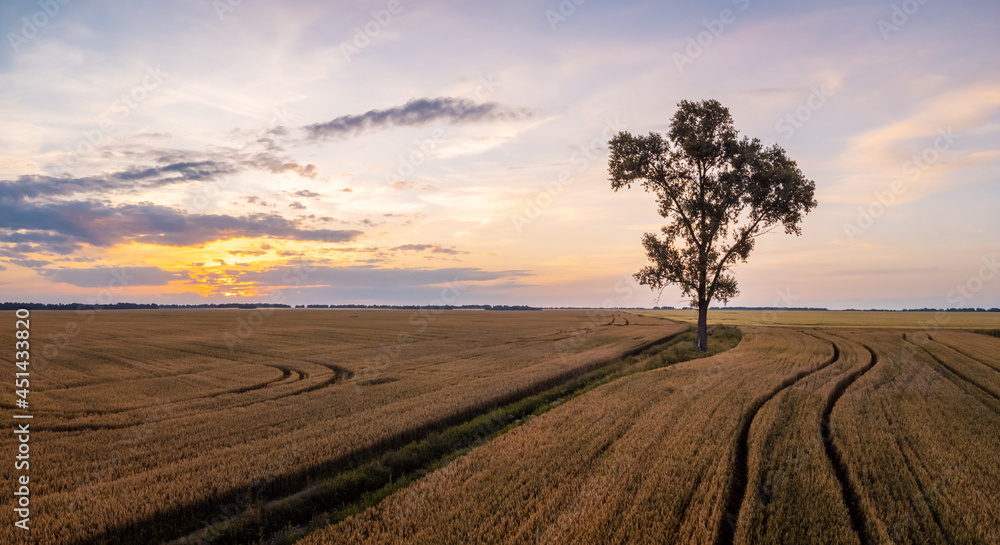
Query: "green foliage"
642 325 742 370
609 99 817 349
209 325 743 544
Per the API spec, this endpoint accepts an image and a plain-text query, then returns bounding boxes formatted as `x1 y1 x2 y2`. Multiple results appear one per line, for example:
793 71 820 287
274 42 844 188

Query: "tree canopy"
609 99 817 349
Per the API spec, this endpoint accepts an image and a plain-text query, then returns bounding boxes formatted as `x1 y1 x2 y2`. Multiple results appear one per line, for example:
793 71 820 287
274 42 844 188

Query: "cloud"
431 246 468 255
9 258 52 268
0 160 239 202
41 266 186 287
390 244 468 255
236 265 529 289
291 190 322 198
243 152 318 178
0 200 364 249
217 265 534 304
839 84 1000 195
389 181 436 191
304 97 534 140
391 244 436 252
326 246 380 253
289 201 306 210
0 231 82 255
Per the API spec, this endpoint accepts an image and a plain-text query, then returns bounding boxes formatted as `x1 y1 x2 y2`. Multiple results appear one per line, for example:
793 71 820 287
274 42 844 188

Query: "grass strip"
188 326 742 545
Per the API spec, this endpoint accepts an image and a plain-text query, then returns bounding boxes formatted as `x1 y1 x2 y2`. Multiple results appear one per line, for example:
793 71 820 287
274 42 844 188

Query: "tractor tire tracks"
909 339 1000 406
820 343 878 545
715 334 841 545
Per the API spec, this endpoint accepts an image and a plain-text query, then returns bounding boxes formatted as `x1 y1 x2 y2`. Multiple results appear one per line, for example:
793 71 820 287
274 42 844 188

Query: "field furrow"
0 310 685 544
909 333 1000 404
2 310 997 544
820 342 878 545
832 330 1000 544
931 330 1000 373
300 328 832 544
733 331 872 545
716 334 840 545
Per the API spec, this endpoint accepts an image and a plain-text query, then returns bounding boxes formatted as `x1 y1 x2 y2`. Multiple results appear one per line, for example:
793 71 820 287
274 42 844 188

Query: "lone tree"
609 99 817 351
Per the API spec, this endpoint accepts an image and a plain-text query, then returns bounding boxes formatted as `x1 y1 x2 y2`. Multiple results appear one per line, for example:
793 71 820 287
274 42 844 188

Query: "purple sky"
1 0 998 309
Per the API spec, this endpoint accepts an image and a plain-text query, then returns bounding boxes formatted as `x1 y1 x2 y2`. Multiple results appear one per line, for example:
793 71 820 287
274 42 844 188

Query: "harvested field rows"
0 309 683 544
2 310 997 544
304 328 834 544
304 328 1000 545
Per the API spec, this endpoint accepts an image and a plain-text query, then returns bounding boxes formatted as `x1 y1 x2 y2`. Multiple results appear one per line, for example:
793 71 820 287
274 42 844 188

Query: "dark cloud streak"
0 161 239 202
0 200 363 249
41 266 187 287
304 97 533 140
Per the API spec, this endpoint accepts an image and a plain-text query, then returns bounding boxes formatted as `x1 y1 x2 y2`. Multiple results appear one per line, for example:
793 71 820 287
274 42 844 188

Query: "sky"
1 0 998 309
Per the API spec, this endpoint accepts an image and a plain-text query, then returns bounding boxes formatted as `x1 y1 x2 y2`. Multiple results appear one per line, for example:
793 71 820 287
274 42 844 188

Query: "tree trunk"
696 300 709 351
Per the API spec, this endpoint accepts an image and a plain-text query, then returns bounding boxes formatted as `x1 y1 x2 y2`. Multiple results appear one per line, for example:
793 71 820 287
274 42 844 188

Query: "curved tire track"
820 343 878 545
908 339 1000 406
930 336 1000 375
77 326 689 545
40 363 353 432
715 334 841 545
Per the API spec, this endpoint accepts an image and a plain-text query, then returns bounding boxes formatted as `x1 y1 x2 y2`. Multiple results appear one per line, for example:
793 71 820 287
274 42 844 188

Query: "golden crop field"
303 327 1000 545
638 309 1000 329
0 309 683 544
1 309 998 544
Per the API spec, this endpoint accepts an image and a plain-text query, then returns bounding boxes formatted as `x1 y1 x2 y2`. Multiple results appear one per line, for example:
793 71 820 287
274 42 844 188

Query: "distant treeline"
3 302 997 312
0 302 291 310
844 307 1000 312
718 307 830 311
0 302 541 311
666 306 1000 312
299 304 542 311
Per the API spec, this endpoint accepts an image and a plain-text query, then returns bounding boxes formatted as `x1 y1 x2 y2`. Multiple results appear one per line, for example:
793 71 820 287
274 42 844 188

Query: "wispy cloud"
242 152 318 178
304 97 534 140
41 266 188 287
0 161 238 202
390 244 469 255
0 200 363 251
234 264 529 288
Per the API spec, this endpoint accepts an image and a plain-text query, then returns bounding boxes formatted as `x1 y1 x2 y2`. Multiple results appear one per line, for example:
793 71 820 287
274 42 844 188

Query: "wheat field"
302 327 1000 545
1 309 998 544
0 309 683 544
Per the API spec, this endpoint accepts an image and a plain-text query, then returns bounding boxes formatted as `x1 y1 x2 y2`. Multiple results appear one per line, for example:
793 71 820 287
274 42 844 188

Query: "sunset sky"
1 0 998 309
